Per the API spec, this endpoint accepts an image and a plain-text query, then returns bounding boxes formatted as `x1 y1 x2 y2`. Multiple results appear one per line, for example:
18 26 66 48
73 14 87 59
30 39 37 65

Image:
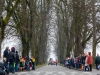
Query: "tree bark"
92 0 96 64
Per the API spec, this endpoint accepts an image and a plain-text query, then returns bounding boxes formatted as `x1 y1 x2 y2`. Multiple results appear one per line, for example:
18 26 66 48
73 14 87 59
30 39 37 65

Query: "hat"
11 47 15 52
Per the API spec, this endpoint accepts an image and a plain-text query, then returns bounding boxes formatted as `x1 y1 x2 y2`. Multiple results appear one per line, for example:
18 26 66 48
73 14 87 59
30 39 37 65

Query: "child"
29 60 32 70
19 58 25 71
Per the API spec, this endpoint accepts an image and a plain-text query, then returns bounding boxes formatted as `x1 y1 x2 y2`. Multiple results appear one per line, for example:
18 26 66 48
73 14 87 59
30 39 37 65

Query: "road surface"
13 65 100 75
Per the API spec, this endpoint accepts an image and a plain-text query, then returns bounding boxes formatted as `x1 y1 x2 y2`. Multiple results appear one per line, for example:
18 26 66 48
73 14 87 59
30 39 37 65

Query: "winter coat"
9 51 16 61
26 56 30 63
74 58 76 64
82 56 86 64
95 56 100 64
55 60 58 63
32 58 35 62
3 50 9 62
15 53 20 64
77 57 81 63
87 55 93 65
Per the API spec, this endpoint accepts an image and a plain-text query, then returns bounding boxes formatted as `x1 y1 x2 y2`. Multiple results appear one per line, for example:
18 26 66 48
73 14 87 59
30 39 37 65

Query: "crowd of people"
0 46 35 75
1 46 100 75
63 52 100 71
48 58 58 66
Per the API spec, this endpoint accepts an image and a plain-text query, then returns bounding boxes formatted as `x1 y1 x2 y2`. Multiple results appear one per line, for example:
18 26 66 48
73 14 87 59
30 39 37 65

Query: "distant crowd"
62 52 100 71
0 46 35 75
48 58 58 66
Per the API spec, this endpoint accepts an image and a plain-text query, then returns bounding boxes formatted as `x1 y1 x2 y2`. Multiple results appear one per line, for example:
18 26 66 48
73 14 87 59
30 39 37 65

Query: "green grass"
35 64 47 69
58 63 64 66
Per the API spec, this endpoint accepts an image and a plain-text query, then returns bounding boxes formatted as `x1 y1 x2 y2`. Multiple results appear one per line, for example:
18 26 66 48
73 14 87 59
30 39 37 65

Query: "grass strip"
35 64 47 69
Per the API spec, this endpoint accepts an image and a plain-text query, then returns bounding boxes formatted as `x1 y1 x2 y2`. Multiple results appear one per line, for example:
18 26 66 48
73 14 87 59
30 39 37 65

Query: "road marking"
46 72 52 74
70 71 77 74
70 74 75 75
58 72 66 75
82 72 92 74
18 72 28 75
32 72 41 75
17 71 94 75
82 72 92 75
43 72 53 75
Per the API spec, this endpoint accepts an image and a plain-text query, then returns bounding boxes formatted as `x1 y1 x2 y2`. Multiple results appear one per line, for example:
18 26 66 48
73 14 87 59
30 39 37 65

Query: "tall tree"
92 0 96 64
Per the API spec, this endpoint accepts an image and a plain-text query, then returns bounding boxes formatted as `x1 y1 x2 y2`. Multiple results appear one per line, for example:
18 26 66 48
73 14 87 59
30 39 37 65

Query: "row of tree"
0 0 100 64
0 0 52 65
55 0 100 62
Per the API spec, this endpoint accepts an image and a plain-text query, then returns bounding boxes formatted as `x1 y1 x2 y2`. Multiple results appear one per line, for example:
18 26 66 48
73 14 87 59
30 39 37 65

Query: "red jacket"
87 55 93 65
56 60 58 63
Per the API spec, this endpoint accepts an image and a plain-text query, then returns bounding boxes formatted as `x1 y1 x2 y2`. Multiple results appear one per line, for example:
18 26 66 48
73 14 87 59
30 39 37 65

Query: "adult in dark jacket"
82 54 86 65
9 47 16 73
95 54 100 70
25 55 30 71
15 51 20 72
31 57 35 70
3 47 10 74
3 47 9 64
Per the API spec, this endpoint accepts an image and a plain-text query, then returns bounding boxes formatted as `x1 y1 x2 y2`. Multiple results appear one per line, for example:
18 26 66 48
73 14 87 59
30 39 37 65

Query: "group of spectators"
63 52 100 71
48 58 58 66
0 46 35 75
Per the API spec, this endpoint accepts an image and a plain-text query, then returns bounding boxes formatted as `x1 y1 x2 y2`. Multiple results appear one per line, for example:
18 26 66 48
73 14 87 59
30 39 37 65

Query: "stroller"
3 68 8 75
0 62 8 75
0 61 9 75
98 65 100 70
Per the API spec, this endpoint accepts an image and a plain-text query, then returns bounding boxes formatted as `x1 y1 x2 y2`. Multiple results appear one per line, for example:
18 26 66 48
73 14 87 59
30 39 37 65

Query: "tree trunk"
92 0 96 64
29 0 36 57
0 0 5 57
22 37 30 57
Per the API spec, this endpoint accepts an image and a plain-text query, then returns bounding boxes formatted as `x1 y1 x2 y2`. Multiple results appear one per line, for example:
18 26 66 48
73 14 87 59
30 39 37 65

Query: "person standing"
55 60 58 66
31 57 35 70
19 57 25 71
3 47 10 74
95 54 100 70
87 52 93 71
25 55 30 71
15 51 20 72
9 47 16 73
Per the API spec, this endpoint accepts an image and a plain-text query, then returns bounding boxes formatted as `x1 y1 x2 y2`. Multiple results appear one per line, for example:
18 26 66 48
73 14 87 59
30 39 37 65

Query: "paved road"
14 65 100 75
